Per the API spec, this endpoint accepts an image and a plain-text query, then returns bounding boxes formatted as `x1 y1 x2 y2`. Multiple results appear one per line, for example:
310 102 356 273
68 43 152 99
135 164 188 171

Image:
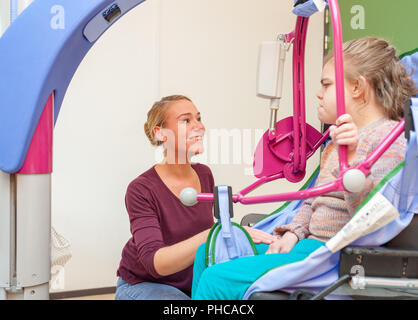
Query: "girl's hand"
243 226 276 245
266 232 299 254
329 114 359 153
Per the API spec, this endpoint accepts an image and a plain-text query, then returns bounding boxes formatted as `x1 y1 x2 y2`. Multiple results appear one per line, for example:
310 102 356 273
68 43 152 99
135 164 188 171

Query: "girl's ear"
352 76 368 99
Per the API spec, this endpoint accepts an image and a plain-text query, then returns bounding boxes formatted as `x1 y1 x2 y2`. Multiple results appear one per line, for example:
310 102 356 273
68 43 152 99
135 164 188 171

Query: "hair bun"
144 121 158 146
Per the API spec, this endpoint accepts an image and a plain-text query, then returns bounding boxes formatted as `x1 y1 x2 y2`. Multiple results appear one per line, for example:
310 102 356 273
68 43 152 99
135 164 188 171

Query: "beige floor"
61 293 115 300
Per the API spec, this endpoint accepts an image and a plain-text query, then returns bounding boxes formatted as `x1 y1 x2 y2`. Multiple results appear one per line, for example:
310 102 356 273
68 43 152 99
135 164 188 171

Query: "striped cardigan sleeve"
273 198 315 241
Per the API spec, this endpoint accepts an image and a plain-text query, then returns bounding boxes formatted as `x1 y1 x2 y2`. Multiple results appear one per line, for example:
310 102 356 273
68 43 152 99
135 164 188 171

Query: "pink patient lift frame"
195 0 406 205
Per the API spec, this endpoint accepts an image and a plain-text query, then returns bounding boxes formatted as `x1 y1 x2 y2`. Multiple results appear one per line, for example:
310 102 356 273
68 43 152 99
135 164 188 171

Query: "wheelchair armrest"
248 291 291 300
240 213 267 227
340 246 418 278
343 246 418 257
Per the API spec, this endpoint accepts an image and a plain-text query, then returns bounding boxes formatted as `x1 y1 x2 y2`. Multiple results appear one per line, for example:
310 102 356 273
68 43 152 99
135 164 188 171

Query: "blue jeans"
115 278 191 300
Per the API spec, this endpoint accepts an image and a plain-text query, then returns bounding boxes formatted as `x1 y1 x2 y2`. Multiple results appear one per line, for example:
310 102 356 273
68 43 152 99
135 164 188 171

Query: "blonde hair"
144 95 192 146
325 37 418 121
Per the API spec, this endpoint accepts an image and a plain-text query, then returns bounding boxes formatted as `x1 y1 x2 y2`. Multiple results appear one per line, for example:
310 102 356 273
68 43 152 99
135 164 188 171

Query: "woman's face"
316 61 355 124
158 99 205 163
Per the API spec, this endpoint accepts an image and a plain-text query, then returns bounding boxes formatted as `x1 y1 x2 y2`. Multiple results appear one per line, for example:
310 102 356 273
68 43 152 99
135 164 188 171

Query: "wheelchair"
241 213 418 300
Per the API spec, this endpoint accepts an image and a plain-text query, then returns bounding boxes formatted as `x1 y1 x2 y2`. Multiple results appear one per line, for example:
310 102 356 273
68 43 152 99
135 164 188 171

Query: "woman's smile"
188 136 202 141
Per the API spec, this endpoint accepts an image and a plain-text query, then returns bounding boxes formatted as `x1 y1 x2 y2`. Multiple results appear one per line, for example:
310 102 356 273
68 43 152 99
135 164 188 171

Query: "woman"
116 95 275 300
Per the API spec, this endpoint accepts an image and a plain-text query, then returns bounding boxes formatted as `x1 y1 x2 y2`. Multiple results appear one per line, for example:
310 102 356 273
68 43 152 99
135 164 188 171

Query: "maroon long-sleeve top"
117 163 214 295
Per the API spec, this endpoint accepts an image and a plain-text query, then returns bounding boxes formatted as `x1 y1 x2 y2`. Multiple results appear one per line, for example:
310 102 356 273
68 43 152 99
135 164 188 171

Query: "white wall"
0 1 10 34
2 0 324 292
51 0 161 292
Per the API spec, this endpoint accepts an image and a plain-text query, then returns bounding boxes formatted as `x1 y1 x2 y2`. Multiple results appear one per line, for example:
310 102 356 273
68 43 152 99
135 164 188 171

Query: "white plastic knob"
180 187 198 206
343 169 366 193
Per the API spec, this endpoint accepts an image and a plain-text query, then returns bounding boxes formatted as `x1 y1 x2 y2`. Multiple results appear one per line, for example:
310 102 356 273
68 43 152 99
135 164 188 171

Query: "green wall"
326 0 418 57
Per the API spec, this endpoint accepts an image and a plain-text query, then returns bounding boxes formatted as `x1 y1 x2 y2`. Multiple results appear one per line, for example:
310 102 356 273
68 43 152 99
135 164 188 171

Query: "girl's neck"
350 100 387 131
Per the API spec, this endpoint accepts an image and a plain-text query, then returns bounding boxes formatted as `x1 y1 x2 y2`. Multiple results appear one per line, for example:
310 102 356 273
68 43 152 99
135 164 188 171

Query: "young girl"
115 95 274 300
192 37 418 300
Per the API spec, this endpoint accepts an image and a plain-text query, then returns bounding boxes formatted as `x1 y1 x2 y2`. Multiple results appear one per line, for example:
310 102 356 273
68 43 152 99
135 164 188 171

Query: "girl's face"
316 61 355 124
158 99 205 163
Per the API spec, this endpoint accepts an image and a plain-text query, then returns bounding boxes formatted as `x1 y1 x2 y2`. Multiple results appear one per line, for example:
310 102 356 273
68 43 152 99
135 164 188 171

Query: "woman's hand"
329 114 359 153
266 232 299 254
243 226 276 245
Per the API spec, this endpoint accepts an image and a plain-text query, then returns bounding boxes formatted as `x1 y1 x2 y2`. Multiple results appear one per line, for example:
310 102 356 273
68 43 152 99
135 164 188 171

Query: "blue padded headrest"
400 49 418 95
